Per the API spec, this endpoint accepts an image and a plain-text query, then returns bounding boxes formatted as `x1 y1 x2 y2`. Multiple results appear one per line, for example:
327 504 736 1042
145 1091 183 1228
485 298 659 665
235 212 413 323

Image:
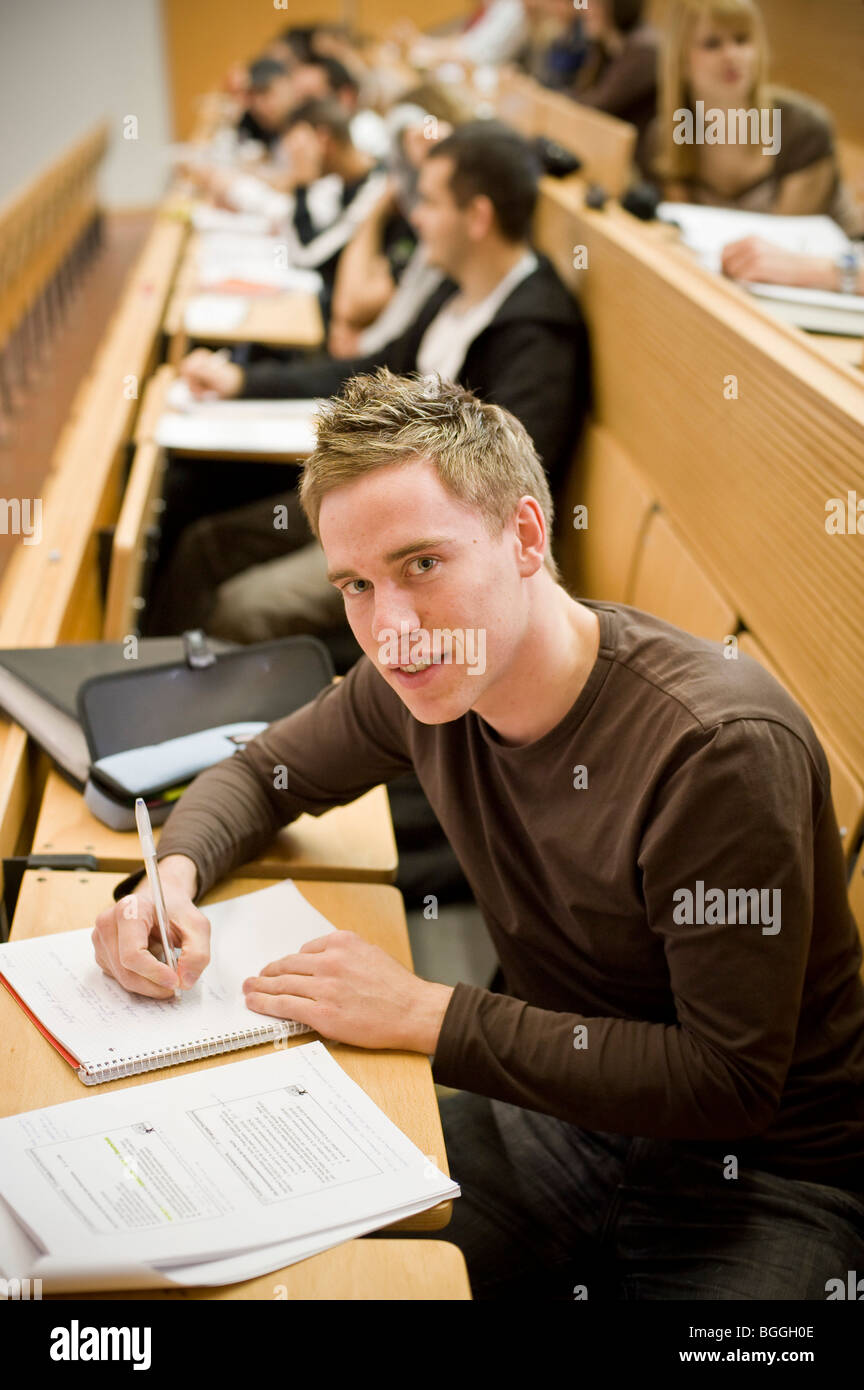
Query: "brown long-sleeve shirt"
132 602 864 1193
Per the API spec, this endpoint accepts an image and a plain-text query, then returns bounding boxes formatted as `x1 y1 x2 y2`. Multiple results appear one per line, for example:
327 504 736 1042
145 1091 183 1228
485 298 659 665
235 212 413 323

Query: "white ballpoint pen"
134 796 182 1001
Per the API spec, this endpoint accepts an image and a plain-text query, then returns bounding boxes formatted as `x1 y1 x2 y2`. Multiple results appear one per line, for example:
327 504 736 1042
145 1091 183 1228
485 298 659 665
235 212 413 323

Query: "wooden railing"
0 124 109 421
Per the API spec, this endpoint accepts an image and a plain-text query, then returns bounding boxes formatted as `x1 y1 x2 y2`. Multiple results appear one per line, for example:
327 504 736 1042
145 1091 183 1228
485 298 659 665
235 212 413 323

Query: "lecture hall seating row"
491 72 864 929
0 123 109 423
0 183 189 917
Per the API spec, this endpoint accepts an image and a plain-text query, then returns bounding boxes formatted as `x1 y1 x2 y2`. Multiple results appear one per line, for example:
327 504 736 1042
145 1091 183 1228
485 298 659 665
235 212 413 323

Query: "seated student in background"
327 110 451 358
147 123 590 641
569 0 659 162
517 0 587 92
222 100 388 314
235 57 296 150
262 25 317 70
642 0 862 237
288 54 389 159
94 370 864 1301
399 0 530 68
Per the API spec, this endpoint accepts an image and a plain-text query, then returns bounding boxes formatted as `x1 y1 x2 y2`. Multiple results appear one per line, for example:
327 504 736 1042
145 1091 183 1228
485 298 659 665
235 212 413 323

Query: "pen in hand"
134 797 182 1001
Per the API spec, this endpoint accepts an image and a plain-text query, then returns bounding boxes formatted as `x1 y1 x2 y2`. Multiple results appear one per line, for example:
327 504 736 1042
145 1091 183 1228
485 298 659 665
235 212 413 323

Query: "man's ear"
467 193 496 241
513 496 547 576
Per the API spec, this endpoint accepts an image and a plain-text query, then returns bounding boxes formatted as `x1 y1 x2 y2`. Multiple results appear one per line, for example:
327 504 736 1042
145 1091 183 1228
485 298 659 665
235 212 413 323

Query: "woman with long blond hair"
641 0 861 236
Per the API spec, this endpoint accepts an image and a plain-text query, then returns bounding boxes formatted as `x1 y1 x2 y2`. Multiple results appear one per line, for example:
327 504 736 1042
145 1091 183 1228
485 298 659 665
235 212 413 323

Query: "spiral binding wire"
77 1019 312 1085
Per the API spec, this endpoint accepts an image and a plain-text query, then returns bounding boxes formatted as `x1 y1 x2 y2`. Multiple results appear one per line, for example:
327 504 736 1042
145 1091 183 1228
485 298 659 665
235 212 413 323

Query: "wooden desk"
33 770 398 884
642 223 864 376
50 1239 471 1300
534 176 864 778
2 872 451 1234
164 236 324 365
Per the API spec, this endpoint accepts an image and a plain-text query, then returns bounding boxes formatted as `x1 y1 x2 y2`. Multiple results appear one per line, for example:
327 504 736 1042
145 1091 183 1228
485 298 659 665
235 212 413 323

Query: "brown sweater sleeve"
115 658 413 900
432 717 828 1140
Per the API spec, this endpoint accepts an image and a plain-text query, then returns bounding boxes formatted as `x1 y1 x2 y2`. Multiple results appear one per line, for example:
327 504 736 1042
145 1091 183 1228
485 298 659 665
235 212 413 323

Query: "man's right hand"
179 349 244 399
91 855 211 999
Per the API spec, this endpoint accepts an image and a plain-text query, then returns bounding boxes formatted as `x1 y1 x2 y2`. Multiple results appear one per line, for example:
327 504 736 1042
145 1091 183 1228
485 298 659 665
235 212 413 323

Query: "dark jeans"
145 470 302 636
383 1090 864 1301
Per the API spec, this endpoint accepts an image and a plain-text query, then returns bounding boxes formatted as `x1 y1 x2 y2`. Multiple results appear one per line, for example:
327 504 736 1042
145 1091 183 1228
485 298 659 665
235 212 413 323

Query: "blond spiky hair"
299 367 560 579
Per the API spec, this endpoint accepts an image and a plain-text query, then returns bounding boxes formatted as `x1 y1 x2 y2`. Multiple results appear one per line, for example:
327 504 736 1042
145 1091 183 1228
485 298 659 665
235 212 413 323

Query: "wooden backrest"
848 844 864 966
533 90 638 200
737 633 864 861
558 424 655 601
0 124 108 347
531 178 864 778
103 442 168 640
629 508 738 641
0 214 185 910
0 217 186 647
496 70 638 198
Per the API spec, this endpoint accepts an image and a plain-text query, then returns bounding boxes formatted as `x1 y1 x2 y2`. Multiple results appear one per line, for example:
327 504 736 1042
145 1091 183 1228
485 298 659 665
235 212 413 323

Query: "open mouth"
389 658 443 683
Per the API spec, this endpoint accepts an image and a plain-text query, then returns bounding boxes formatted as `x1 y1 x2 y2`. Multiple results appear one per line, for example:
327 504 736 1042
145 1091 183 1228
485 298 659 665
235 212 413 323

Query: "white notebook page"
0 880 335 1071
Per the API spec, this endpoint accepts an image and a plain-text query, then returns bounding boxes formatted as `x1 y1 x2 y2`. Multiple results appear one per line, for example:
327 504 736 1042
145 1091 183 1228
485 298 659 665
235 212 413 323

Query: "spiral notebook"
0 880 335 1085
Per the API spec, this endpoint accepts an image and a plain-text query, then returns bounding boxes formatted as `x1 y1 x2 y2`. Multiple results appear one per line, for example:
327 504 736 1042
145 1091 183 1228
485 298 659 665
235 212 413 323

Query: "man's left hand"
243 931 454 1053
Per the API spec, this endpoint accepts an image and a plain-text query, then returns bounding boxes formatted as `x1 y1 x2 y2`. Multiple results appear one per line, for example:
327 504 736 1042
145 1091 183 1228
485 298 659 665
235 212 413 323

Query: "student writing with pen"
92 369 864 1302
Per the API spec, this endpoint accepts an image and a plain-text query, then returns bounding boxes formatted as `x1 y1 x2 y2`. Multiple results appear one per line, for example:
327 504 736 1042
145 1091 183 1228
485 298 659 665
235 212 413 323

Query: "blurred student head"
270 26 317 66
582 0 646 42
280 99 355 176
384 105 452 216
667 1 767 118
290 56 360 114
410 122 539 278
659 0 768 179
245 57 295 132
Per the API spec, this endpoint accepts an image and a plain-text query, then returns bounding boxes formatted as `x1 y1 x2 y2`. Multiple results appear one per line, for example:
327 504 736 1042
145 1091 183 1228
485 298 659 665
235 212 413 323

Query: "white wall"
0 0 173 209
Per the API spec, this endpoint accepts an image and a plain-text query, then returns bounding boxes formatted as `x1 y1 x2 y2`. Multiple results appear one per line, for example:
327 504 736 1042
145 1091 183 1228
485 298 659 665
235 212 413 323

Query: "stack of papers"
155 380 320 456
0 877 459 1290
656 204 852 275
0 1043 459 1291
744 281 863 336
656 204 862 335
194 237 323 295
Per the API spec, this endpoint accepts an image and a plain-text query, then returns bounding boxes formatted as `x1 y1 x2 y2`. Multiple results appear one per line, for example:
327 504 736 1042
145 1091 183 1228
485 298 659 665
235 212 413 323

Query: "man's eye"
408 557 438 576
344 579 370 595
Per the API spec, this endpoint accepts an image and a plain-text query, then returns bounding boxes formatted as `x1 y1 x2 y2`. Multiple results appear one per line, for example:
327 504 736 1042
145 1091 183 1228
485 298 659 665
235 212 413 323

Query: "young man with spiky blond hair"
93 369 864 1301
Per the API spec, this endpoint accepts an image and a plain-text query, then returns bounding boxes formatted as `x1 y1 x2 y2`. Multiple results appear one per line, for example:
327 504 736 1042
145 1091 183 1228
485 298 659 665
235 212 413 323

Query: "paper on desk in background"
0 1042 459 1290
195 231 287 260
745 280 864 336
192 206 272 236
184 294 250 334
156 381 319 454
197 260 324 293
656 204 852 276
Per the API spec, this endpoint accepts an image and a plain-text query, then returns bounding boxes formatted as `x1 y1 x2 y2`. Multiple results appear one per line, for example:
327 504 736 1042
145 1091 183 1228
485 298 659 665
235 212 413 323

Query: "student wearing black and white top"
235 57 296 151
226 100 389 313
